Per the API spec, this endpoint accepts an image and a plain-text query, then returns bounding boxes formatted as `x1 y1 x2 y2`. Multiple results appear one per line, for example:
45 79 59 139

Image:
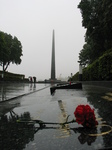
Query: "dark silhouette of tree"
78 0 112 65
0 31 23 73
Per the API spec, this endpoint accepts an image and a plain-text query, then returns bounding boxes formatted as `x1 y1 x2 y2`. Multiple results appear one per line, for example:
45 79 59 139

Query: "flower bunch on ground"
74 105 98 128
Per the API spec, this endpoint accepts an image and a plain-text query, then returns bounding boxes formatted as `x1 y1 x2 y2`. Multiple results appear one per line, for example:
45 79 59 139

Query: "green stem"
17 119 76 126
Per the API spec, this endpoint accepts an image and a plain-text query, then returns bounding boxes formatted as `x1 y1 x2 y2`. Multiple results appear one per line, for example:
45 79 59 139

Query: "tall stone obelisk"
51 30 56 80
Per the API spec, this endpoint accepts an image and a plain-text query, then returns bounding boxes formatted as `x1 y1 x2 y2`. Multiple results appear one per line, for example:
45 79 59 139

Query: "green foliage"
0 71 25 81
78 0 112 65
98 52 112 80
76 0 112 81
82 60 99 81
72 72 79 81
81 50 112 81
73 49 112 81
0 31 23 72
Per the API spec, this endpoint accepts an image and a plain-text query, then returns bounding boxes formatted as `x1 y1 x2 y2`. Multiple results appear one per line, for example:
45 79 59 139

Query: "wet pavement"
0 83 47 101
0 83 112 150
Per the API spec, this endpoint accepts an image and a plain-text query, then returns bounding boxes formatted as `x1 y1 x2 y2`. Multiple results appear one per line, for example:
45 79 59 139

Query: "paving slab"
0 83 112 150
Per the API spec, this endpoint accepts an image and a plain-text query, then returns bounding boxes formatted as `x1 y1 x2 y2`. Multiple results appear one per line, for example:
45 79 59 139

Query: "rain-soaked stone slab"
0 83 112 150
0 83 47 102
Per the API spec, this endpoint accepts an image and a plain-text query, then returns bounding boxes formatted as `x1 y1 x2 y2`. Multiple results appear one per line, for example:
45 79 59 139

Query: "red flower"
74 105 98 128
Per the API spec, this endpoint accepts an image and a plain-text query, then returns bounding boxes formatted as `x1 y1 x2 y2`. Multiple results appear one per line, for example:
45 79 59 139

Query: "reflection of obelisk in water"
51 30 56 80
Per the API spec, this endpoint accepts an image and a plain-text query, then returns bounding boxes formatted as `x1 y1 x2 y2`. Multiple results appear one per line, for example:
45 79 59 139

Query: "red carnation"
74 105 98 128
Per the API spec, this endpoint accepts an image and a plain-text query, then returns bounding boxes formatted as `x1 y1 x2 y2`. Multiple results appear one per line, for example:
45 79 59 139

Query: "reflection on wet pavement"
0 111 35 150
57 100 71 138
102 92 112 101
0 83 47 101
0 83 112 150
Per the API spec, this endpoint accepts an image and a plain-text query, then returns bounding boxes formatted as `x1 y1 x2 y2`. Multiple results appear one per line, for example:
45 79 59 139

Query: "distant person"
33 77 36 83
29 76 33 83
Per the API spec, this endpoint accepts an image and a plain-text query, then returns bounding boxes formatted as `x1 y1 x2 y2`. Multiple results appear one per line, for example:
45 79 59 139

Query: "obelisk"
51 30 56 80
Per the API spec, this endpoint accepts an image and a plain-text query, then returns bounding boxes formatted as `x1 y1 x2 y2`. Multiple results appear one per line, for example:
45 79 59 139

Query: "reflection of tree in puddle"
0 84 29 101
100 124 112 148
0 109 98 149
0 107 112 149
86 91 112 148
0 112 35 150
1 86 7 101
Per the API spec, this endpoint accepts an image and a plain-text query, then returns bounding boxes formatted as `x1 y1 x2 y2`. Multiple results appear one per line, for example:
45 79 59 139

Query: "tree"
78 0 112 65
101 0 112 50
0 31 23 73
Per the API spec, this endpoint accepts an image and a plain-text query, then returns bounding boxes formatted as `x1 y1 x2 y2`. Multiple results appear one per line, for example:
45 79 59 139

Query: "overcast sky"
0 0 86 81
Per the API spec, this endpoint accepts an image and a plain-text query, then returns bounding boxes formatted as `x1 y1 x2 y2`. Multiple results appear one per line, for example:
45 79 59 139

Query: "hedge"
73 49 112 81
0 71 25 81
